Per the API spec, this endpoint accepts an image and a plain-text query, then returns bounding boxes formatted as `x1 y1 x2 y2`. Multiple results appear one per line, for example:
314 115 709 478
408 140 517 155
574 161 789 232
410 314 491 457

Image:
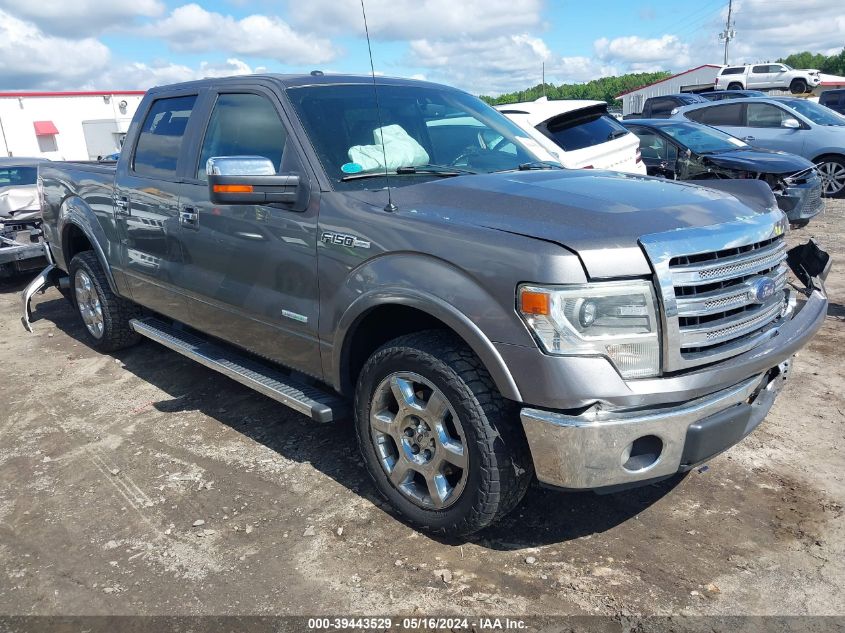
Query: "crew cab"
23 74 829 536
714 64 821 94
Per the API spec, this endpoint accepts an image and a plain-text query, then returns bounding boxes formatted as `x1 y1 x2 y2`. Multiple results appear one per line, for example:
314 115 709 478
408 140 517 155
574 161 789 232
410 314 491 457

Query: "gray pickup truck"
22 74 829 536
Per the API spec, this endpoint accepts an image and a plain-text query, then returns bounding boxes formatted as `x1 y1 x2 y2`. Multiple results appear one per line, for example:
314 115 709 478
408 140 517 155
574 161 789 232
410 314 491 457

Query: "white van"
495 97 646 174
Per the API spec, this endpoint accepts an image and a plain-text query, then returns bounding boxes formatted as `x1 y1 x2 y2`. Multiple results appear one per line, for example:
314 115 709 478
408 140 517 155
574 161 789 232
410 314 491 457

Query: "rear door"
176 85 322 376
747 65 772 89
114 90 203 319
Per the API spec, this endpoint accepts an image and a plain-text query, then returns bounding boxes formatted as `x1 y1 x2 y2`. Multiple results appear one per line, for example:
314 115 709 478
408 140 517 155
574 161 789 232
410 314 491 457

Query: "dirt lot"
1 201 843 621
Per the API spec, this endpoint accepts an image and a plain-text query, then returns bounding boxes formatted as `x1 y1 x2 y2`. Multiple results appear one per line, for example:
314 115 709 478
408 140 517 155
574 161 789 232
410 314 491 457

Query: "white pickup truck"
714 64 821 94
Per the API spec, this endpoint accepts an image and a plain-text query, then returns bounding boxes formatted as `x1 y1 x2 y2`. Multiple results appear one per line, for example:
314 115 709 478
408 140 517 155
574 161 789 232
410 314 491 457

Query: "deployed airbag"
0 185 39 219
348 124 430 172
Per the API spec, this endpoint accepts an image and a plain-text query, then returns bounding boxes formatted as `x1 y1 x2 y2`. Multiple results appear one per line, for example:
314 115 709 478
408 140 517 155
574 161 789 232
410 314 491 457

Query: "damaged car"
0 158 49 278
623 119 823 226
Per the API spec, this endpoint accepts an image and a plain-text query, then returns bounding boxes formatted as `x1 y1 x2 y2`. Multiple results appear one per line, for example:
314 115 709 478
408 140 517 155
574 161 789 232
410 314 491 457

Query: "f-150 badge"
320 231 371 249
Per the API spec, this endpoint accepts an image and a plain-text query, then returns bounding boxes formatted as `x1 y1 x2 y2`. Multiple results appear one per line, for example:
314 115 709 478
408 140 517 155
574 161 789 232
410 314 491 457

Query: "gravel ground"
0 200 843 623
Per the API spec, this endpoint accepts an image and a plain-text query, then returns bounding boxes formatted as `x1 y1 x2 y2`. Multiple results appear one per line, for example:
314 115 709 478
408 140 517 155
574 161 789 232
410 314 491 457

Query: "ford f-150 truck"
22 74 830 536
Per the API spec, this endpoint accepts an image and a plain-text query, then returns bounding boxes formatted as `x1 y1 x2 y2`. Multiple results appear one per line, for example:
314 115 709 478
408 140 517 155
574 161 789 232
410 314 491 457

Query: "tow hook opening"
621 435 663 472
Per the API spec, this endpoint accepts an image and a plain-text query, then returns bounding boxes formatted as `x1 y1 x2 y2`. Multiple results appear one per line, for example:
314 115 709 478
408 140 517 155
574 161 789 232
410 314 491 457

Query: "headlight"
518 281 661 379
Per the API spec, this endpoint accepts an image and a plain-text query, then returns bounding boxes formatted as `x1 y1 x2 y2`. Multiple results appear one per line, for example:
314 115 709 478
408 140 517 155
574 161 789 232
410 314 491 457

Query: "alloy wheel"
74 269 105 339
819 160 845 196
369 372 468 509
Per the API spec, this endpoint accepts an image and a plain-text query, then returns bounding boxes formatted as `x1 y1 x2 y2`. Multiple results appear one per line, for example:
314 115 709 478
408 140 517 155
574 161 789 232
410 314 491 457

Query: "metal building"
0 91 145 161
617 65 722 116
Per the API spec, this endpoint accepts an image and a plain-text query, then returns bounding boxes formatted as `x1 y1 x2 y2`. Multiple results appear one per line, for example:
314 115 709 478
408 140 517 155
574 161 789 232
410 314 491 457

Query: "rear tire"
69 251 142 352
354 331 533 536
790 79 808 94
727 82 743 90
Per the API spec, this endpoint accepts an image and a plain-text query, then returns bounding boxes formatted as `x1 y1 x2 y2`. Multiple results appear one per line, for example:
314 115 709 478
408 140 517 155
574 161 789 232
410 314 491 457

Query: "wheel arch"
58 197 120 295
334 293 522 403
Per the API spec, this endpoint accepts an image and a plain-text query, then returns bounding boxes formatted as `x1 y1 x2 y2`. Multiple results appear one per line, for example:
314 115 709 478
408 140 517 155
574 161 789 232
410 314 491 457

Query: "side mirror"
782 117 801 129
207 156 299 205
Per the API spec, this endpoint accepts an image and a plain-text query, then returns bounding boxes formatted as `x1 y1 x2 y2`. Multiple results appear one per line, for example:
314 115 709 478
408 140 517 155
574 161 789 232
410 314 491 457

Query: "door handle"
743 136 756 142
114 196 130 216
180 207 199 229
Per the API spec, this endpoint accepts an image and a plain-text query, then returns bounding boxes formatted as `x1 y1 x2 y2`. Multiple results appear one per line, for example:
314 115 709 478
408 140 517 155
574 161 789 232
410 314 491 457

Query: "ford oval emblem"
748 277 776 303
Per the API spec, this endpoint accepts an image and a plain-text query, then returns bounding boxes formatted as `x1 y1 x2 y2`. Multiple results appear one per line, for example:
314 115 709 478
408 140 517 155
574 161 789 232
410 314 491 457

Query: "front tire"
817 155 845 198
69 251 141 352
355 331 533 536
790 78 808 94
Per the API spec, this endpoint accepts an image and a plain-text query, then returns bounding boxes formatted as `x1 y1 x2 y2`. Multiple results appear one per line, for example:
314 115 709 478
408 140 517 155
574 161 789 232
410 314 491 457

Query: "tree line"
777 48 845 76
480 71 673 107
480 47 845 107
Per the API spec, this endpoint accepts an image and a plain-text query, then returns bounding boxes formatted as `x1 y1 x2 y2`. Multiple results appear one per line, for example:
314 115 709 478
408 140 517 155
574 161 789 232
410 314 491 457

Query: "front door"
114 92 200 319
743 102 805 154
177 89 322 377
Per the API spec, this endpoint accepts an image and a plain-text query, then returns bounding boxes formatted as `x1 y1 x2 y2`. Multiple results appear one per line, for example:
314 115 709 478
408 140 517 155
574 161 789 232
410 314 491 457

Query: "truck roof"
146 73 455 95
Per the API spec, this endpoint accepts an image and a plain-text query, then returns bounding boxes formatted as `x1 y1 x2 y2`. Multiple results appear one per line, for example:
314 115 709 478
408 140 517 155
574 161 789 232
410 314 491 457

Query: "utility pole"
718 0 736 65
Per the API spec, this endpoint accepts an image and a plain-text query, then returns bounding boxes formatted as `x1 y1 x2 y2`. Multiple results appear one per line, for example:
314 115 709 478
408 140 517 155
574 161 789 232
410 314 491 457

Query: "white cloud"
0 9 111 89
594 34 690 71
92 58 264 91
408 35 551 95
144 4 338 65
290 0 543 40
0 0 164 36
725 0 845 63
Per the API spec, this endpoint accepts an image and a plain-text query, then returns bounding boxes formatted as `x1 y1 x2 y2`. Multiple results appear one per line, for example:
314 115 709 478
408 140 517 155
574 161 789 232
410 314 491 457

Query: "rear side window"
647 98 676 116
542 108 628 151
751 65 769 74
685 103 744 126
197 93 288 180
720 67 745 75
133 95 197 179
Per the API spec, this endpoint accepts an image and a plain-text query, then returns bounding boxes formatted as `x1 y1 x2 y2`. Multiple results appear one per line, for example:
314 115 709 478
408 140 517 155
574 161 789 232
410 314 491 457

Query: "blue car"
672 97 845 197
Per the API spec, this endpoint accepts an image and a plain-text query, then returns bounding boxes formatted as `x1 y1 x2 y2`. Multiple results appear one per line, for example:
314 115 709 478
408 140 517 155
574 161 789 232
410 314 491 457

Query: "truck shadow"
30 294 683 550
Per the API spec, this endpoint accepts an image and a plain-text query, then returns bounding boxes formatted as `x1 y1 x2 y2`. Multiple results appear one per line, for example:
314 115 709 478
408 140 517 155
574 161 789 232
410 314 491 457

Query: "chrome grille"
669 235 787 357
639 210 791 373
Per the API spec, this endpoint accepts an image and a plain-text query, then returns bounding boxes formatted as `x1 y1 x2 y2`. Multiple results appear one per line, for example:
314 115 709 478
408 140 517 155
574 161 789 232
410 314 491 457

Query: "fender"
329 253 536 402
58 196 121 295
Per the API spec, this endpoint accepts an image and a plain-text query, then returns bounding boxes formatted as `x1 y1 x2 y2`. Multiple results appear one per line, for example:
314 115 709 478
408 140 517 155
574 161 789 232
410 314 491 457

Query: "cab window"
133 95 197 179
197 93 287 181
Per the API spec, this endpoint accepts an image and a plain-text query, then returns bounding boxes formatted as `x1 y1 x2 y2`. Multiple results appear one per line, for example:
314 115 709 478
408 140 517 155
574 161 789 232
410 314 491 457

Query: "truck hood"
390 170 776 278
702 148 814 174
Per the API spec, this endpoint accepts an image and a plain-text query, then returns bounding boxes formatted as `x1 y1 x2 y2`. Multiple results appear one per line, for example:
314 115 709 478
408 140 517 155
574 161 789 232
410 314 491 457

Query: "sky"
0 0 843 95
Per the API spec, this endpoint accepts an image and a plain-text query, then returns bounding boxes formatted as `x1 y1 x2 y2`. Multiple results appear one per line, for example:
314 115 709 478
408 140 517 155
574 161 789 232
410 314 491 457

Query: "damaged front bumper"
776 173 824 224
519 240 829 491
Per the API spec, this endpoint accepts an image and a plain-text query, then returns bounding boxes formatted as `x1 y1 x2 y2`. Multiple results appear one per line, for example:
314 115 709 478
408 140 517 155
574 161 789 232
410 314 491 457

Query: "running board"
129 317 348 423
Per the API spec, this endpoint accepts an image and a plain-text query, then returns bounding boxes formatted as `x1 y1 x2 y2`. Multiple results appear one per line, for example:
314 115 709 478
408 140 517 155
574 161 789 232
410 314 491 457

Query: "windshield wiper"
512 161 565 171
607 129 629 141
340 164 475 182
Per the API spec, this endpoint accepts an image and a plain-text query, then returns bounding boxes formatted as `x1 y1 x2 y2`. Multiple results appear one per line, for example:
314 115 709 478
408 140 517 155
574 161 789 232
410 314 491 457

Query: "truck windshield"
657 123 749 153
286 83 551 189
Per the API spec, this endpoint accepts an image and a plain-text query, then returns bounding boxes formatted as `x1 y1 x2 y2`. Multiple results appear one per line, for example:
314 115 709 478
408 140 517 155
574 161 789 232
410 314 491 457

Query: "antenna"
718 0 735 65
360 0 397 213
